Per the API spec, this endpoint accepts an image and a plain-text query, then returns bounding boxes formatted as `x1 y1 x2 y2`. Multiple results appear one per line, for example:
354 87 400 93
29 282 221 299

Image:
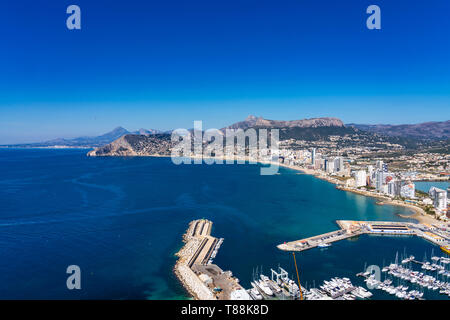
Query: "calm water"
0 149 448 299
415 181 449 193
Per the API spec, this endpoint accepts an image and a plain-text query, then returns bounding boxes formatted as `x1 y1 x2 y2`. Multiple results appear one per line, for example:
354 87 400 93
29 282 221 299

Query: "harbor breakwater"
174 219 243 300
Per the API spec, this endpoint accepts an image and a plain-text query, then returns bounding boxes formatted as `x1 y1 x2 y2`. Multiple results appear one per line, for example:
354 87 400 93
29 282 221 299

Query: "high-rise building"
354 170 367 187
376 160 383 171
375 170 396 193
429 187 448 211
375 170 384 191
375 160 388 172
387 180 402 197
326 160 335 173
334 157 344 172
311 148 316 165
314 158 322 170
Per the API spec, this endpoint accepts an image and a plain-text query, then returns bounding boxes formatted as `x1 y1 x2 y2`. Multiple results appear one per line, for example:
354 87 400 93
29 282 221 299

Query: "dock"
175 219 243 300
278 220 450 252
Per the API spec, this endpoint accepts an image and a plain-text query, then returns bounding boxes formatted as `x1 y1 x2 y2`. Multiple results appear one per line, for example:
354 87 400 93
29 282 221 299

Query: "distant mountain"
87 116 448 157
132 128 163 136
87 116 355 156
348 121 450 139
3 127 161 148
222 115 353 141
223 115 345 131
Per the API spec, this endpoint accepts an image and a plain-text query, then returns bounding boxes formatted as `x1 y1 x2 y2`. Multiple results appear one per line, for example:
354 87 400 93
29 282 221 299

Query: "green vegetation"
415 189 428 198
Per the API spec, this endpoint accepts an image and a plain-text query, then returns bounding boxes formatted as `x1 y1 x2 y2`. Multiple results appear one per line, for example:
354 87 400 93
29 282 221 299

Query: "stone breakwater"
174 220 215 300
174 219 243 300
174 219 216 300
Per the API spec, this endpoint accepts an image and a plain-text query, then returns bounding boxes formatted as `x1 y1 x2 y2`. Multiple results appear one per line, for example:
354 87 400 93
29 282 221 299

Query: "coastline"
0 146 93 150
270 161 442 226
87 152 443 225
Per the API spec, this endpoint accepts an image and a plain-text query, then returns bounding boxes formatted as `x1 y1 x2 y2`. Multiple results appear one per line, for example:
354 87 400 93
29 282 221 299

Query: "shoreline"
272 161 442 225
88 152 443 225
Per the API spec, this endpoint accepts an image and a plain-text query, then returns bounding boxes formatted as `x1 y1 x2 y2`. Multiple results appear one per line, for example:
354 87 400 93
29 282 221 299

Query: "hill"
2 127 161 148
348 121 450 139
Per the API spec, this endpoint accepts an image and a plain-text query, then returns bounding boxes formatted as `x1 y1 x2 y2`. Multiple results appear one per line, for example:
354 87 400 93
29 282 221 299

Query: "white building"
375 170 385 191
387 180 401 197
376 160 383 171
376 171 395 193
400 182 415 199
429 187 448 211
367 165 374 177
345 178 356 188
326 160 335 174
354 170 367 187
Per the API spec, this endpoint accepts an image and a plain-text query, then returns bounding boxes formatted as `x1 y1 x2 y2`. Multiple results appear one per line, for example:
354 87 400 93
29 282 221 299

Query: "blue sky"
0 0 449 143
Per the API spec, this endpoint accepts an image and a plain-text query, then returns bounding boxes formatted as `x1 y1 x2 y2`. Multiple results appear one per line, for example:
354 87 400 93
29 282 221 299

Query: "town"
276 145 449 221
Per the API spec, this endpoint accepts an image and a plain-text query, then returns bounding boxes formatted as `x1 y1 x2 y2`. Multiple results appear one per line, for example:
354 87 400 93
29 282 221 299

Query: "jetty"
278 220 450 252
174 219 244 300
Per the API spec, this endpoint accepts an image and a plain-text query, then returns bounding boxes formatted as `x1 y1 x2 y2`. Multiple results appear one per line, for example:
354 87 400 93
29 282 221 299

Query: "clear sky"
1 0 449 143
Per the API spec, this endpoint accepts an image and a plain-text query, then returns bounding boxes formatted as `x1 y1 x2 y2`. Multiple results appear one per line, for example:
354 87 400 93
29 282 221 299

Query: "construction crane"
292 252 304 300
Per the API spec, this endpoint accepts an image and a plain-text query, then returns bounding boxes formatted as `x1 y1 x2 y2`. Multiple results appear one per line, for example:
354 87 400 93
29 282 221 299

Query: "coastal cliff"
87 116 351 157
87 134 173 156
85 115 438 157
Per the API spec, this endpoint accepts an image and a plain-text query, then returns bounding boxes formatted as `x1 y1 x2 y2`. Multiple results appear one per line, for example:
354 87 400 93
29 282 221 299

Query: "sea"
415 181 449 193
0 148 448 299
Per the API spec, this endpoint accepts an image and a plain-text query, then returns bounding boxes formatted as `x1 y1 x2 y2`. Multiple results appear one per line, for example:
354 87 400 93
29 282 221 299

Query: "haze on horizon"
1 0 450 144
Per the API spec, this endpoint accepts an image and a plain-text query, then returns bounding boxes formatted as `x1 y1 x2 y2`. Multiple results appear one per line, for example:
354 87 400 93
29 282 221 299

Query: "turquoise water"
0 149 448 299
415 181 449 193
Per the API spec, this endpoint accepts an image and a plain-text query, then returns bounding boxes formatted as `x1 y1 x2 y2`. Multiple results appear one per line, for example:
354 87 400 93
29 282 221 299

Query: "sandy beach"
272 160 443 225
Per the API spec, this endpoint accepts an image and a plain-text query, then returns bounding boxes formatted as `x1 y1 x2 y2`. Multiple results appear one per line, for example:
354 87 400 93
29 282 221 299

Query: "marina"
357 250 450 299
278 220 450 252
175 219 450 300
175 219 378 300
246 267 374 301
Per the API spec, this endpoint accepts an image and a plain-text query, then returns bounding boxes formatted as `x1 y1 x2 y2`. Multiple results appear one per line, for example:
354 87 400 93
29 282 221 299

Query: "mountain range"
347 121 450 139
2 116 449 148
222 115 344 131
2 127 162 148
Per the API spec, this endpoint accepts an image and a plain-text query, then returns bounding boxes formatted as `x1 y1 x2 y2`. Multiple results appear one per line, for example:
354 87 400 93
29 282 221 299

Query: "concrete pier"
278 220 450 252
